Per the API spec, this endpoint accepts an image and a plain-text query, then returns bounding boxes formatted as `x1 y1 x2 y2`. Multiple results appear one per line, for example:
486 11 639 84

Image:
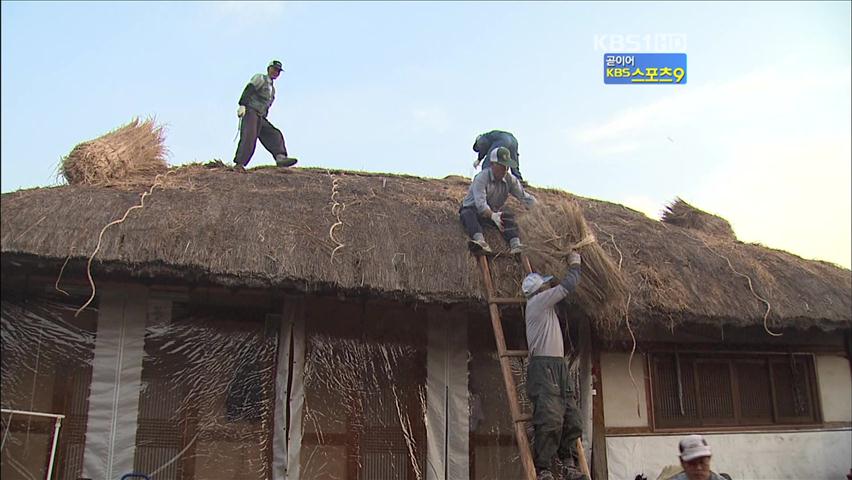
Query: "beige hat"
679 434 712 462
522 273 554 297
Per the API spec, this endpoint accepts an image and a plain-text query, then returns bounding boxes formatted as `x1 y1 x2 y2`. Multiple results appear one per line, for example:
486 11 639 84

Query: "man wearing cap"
668 435 725 480
522 254 585 480
459 146 536 254
233 60 297 172
473 130 523 181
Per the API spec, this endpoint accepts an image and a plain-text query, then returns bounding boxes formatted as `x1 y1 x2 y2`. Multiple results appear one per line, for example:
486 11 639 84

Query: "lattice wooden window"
650 352 820 429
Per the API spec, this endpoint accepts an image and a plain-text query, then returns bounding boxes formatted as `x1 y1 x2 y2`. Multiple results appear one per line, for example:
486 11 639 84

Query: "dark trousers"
527 356 583 472
482 157 523 181
459 206 519 242
233 109 287 166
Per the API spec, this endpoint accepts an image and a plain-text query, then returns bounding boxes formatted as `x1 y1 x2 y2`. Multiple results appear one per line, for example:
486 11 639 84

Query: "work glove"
491 211 504 231
237 105 246 118
568 251 581 266
473 158 481 169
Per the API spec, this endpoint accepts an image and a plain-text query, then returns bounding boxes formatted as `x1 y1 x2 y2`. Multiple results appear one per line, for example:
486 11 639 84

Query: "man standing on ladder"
522 252 587 480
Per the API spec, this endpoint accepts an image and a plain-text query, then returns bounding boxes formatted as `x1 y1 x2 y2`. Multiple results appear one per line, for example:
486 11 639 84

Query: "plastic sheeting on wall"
1 292 97 480
132 299 278 480
299 304 428 480
1 286 279 480
3 283 562 480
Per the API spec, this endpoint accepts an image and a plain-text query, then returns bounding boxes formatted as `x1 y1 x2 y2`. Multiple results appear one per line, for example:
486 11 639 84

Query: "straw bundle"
60 117 167 186
662 197 735 239
518 199 629 328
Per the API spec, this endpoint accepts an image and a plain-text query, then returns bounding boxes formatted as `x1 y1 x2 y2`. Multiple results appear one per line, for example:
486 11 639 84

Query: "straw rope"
74 172 174 316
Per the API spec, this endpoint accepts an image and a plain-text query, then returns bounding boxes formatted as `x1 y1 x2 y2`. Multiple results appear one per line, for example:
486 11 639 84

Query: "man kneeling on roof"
459 146 536 254
523 255 586 480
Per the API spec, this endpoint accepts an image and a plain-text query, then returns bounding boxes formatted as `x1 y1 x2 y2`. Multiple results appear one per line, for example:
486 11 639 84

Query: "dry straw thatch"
60 118 168 186
2 166 850 333
518 199 629 328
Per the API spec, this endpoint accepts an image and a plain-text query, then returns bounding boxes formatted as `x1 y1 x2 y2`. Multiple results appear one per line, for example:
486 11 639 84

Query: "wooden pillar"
591 331 609 480
578 314 593 470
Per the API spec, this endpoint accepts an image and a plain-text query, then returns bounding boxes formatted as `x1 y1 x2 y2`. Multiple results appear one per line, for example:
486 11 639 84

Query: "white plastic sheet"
3 285 555 480
83 287 148 480
1 291 97 480
299 303 428 480
426 309 469 480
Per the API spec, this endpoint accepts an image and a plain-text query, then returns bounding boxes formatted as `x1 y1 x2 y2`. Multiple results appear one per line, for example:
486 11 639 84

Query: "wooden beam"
591 335 609 480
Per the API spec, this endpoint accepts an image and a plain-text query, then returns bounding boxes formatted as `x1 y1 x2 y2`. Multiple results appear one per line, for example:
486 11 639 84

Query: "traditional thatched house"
2 165 850 480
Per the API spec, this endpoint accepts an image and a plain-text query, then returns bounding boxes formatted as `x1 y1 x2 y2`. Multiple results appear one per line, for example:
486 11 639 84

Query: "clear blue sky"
2 1 850 267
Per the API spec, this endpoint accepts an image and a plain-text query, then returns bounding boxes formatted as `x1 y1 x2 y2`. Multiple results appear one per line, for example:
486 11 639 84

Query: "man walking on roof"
233 60 297 172
473 129 523 181
522 255 587 480
459 147 536 254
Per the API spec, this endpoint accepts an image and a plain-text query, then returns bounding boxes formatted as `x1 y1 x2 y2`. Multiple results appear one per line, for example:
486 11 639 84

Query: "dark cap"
268 60 284 72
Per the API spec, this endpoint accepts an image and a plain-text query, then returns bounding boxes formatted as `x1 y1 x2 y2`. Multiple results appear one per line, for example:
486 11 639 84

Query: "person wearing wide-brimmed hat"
233 60 297 172
522 254 585 480
459 147 536 254
472 129 523 181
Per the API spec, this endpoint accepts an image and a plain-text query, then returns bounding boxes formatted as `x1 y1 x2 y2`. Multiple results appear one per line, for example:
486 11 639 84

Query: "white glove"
569 251 581 266
237 105 246 118
490 211 504 231
473 159 481 169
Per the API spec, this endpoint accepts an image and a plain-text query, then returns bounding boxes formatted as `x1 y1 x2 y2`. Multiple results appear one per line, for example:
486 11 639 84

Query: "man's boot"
536 469 555 480
469 233 492 254
509 237 524 255
559 463 589 480
275 154 298 167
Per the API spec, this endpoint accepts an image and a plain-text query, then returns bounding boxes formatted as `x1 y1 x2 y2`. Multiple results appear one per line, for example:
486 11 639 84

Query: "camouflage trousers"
527 356 583 472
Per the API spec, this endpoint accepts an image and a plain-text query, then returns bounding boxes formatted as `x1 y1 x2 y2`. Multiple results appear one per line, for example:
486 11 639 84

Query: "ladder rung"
501 350 529 358
477 254 537 479
489 297 526 305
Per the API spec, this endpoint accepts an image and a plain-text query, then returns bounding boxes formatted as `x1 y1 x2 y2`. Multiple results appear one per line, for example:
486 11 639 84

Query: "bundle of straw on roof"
60 117 167 186
518 199 629 328
662 197 736 239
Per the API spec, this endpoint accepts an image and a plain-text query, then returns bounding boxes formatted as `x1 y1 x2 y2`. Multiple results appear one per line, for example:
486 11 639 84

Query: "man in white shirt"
522 254 585 480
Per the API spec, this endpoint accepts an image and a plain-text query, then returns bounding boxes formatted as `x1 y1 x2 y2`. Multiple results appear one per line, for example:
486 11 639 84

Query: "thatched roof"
2 165 849 332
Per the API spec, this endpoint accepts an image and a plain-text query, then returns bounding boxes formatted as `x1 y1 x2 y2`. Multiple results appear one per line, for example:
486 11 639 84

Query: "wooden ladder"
477 254 591 480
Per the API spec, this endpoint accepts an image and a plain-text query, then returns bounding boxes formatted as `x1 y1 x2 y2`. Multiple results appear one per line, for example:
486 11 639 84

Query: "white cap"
522 273 554 297
679 434 712 462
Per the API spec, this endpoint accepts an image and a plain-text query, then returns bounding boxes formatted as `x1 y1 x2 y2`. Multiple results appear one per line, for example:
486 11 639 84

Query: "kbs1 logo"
604 53 687 84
